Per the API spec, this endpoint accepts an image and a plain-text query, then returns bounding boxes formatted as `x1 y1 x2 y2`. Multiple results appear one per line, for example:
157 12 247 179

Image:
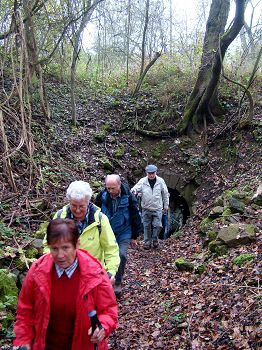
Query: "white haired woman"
43 181 120 284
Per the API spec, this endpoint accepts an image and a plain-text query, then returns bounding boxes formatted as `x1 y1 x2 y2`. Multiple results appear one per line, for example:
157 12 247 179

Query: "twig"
187 313 193 343
8 211 16 227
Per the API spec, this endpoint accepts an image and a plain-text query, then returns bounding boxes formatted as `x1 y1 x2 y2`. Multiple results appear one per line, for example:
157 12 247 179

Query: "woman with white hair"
43 180 120 283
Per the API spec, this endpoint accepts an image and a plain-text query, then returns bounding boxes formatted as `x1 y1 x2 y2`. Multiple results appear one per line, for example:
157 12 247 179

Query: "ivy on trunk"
177 0 245 135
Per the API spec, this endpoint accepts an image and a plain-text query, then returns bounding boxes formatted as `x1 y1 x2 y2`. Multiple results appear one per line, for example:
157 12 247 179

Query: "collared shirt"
111 193 121 215
55 258 78 278
148 178 156 190
70 209 89 235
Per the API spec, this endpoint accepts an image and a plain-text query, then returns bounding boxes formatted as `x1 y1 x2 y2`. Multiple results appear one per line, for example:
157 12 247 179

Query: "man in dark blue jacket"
95 174 142 296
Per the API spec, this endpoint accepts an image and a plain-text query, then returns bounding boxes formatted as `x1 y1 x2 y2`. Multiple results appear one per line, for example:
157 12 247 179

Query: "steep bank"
0 82 261 349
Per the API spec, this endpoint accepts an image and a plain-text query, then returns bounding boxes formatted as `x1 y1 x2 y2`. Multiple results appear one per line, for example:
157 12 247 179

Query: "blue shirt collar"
55 258 78 278
70 208 89 234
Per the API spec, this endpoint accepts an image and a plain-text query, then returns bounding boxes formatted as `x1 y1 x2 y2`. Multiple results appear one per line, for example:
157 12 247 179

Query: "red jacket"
13 249 118 350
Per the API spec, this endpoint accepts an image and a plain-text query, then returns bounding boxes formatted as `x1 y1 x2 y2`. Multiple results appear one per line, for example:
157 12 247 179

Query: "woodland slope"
0 80 261 349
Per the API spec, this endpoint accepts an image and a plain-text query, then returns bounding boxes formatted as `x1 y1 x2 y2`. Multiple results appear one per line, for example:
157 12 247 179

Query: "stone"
199 217 214 234
227 214 241 223
175 257 194 272
251 184 262 206
208 241 228 256
214 195 224 207
217 223 256 247
209 206 224 218
228 197 245 214
32 238 44 249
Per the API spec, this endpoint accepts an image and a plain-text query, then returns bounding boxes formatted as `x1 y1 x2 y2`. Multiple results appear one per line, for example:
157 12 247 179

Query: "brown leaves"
111 231 260 349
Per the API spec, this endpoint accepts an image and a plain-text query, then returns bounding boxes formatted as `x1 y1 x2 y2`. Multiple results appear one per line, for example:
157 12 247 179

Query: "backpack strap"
55 206 70 219
55 208 64 219
97 211 103 236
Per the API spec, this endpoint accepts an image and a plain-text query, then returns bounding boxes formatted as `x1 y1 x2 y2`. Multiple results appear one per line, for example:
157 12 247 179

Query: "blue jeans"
142 209 162 246
115 238 131 285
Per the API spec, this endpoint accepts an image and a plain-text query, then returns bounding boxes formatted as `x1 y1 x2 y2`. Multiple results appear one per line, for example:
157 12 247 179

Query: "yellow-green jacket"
43 203 120 277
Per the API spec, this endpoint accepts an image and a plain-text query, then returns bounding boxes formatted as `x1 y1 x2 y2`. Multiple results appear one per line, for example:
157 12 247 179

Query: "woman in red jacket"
13 218 118 350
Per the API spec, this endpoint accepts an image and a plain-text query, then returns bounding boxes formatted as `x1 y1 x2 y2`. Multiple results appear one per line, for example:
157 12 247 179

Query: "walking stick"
163 211 169 239
88 310 102 350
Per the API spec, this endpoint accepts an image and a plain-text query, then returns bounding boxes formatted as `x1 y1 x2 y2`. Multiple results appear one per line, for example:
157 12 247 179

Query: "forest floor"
0 80 261 349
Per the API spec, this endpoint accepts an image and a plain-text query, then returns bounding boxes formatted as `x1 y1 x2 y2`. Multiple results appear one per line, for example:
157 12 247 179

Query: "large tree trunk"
177 0 245 135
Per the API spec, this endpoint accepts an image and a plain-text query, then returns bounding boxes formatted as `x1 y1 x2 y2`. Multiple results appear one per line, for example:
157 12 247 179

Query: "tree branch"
133 51 161 96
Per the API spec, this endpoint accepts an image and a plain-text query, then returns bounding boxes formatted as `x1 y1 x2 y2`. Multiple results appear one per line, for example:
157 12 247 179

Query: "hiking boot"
114 283 122 297
153 240 159 248
143 244 151 250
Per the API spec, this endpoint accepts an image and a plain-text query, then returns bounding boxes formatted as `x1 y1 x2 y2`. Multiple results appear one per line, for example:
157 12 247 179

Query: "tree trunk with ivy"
22 0 51 119
177 0 245 135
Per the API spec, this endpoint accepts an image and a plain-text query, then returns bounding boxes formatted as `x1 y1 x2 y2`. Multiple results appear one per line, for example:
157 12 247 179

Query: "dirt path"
109 233 261 350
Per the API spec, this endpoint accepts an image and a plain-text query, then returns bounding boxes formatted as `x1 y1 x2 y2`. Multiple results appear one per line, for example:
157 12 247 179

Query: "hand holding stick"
88 310 104 350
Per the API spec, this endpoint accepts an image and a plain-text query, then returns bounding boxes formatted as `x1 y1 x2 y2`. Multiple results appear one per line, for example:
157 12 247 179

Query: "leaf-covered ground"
0 81 261 349
111 224 261 349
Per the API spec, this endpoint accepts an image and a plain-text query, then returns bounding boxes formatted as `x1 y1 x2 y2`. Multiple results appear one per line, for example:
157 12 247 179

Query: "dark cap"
145 164 158 173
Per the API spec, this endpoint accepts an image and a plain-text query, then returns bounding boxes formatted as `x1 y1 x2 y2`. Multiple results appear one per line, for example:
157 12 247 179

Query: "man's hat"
145 164 158 173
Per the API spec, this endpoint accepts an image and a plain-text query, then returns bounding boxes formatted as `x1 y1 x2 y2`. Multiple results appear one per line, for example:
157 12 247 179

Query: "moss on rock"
207 231 217 242
195 264 205 275
15 256 27 271
208 240 228 256
175 257 194 272
222 207 232 217
217 223 256 247
94 131 107 142
115 145 125 158
101 158 114 171
25 247 38 259
199 217 213 234
0 269 18 307
233 253 255 266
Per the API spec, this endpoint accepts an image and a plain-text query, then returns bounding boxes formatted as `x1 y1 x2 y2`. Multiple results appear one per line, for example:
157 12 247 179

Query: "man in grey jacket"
131 164 169 249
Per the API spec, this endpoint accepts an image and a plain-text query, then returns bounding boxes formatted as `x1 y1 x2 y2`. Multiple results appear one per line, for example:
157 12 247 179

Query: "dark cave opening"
159 187 190 239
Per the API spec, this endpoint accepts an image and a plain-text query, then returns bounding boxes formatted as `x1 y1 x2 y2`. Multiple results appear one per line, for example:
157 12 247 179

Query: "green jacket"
43 204 120 277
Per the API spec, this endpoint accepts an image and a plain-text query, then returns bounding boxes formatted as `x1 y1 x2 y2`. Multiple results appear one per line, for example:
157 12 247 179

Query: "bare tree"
169 0 173 56
133 0 163 95
67 0 104 125
140 0 150 77
126 0 131 85
240 0 262 66
22 0 51 119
